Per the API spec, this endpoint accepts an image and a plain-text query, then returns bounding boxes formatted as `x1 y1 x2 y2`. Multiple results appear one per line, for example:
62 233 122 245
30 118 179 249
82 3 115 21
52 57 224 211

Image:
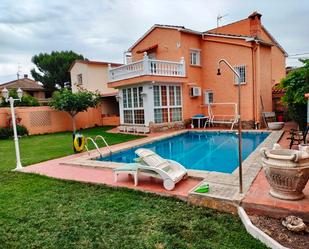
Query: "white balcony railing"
108 52 185 82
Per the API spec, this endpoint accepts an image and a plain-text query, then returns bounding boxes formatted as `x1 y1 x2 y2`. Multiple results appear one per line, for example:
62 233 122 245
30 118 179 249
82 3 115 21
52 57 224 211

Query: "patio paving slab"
188 181 240 214
188 130 283 213
242 170 309 222
242 122 309 221
20 156 201 201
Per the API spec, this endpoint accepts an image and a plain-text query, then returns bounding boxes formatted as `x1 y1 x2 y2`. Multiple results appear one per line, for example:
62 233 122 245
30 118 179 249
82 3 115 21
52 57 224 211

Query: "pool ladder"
85 135 112 158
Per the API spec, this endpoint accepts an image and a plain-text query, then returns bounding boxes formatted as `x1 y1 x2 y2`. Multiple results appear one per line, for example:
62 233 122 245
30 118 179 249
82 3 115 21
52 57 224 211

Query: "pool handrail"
85 137 103 158
95 135 112 156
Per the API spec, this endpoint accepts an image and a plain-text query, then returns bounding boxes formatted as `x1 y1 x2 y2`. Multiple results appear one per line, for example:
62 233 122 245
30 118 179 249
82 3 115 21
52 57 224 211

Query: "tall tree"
31 51 84 94
280 59 309 129
49 89 100 132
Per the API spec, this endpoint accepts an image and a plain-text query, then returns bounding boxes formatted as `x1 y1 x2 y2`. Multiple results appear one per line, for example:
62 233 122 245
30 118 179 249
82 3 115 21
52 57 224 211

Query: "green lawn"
0 126 141 171
0 127 267 249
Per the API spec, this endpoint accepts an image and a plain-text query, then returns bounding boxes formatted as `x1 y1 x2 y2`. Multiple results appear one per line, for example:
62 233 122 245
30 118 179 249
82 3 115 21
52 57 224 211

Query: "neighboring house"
0 74 47 102
107 12 287 130
69 60 122 120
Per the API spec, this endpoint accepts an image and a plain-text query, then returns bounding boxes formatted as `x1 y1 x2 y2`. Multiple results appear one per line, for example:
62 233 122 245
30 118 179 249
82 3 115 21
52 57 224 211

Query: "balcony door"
148 52 157 74
148 52 156 59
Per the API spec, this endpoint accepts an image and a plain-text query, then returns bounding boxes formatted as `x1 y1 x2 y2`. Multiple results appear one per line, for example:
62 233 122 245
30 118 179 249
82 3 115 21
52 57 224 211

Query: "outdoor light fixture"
17 88 23 100
55 84 61 90
1 87 9 100
115 94 122 102
1 87 23 170
217 59 243 194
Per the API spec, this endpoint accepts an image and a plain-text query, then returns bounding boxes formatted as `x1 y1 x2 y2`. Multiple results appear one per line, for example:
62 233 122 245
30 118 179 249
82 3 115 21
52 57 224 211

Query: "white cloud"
0 0 308 82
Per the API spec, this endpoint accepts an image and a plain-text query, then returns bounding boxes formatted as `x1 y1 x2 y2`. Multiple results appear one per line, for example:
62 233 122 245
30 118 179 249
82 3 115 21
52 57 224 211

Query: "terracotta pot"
261 148 309 200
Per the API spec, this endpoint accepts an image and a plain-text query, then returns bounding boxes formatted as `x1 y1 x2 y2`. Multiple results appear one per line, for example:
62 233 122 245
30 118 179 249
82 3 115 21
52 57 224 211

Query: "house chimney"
248 11 262 38
24 74 28 78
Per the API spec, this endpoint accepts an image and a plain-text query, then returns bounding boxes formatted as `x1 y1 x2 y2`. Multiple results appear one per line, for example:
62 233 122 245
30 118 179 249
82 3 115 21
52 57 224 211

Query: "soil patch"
250 215 309 249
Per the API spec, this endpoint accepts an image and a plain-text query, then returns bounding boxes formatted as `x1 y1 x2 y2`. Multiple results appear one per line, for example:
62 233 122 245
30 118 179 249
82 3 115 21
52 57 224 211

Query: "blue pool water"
98 131 269 173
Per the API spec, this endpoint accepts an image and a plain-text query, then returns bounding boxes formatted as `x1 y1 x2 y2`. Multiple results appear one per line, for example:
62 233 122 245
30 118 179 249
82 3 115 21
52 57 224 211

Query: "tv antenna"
17 63 22 80
217 13 228 28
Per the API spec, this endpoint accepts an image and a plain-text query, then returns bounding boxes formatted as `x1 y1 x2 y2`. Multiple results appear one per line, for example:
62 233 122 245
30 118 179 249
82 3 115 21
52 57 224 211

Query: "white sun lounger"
135 148 188 190
113 149 187 190
113 163 140 186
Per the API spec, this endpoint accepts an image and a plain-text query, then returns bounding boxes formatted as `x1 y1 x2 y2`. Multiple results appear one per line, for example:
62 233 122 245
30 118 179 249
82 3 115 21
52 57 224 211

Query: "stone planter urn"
260 145 309 200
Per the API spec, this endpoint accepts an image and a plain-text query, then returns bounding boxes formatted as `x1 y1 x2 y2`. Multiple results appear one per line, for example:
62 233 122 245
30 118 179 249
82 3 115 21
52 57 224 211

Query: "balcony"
108 53 185 82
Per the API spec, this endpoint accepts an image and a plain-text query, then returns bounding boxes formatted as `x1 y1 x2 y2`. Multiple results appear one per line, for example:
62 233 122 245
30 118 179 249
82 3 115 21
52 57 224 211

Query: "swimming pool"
98 131 269 173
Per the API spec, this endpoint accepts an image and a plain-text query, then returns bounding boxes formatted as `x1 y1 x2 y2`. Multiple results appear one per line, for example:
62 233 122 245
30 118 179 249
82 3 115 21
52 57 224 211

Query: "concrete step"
188 181 243 214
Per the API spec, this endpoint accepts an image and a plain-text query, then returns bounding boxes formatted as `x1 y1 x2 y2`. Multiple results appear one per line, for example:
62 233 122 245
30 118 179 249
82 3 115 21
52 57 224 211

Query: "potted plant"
260 145 309 200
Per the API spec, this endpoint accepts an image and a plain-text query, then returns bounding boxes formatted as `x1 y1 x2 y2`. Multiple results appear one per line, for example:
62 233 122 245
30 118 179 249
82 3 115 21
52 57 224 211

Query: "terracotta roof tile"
0 77 45 91
272 83 286 94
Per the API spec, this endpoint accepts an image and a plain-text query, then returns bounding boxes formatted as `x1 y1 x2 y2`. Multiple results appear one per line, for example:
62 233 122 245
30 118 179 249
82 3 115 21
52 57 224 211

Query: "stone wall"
0 106 119 135
149 121 186 133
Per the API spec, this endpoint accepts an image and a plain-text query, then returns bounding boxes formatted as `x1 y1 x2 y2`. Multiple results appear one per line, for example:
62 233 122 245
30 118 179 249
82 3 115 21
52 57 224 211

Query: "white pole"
9 97 22 170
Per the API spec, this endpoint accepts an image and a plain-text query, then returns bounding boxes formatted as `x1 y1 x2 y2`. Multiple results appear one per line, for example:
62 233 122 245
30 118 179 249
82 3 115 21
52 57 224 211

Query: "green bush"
0 127 11 139
0 125 29 139
16 125 29 136
0 89 39 107
279 59 309 129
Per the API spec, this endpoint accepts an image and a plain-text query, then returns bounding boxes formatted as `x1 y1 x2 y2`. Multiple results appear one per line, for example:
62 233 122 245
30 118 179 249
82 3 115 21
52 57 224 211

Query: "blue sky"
0 0 308 83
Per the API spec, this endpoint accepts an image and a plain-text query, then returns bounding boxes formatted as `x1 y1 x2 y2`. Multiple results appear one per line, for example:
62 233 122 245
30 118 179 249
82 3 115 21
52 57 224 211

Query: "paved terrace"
20 130 201 200
242 122 309 221
20 125 307 217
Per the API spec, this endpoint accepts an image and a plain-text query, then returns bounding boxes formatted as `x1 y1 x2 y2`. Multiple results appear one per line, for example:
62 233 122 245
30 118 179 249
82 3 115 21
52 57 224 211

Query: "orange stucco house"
108 12 287 130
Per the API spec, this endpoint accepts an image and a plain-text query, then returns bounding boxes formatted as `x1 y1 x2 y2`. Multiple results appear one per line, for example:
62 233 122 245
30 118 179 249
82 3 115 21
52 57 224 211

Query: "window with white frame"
204 90 214 104
122 87 144 124
234 65 246 84
77 74 83 85
190 49 201 66
153 85 182 123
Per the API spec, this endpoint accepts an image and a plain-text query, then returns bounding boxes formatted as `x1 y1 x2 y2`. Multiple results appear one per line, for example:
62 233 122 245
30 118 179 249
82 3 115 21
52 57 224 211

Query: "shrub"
0 89 39 107
18 94 40 107
279 59 309 129
0 125 29 139
16 125 29 136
